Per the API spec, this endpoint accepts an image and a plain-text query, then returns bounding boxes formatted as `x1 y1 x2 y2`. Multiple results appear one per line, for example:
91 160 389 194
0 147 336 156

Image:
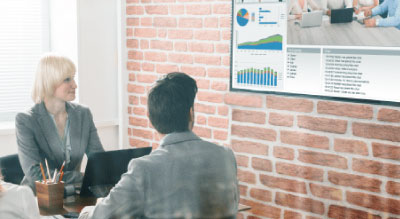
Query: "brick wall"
125 0 400 218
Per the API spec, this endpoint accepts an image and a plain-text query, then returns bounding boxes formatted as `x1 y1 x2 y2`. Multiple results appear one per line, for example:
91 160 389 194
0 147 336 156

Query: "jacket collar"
160 131 201 147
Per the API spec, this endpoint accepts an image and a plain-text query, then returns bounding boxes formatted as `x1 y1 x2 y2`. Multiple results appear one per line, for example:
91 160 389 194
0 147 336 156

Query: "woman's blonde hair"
32 54 76 103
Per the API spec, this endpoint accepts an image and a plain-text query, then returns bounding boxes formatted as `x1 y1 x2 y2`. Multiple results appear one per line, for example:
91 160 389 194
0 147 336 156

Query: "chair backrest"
0 154 24 184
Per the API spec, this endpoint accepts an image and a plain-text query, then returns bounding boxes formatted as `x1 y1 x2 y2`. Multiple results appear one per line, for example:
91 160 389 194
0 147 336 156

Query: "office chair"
0 154 24 184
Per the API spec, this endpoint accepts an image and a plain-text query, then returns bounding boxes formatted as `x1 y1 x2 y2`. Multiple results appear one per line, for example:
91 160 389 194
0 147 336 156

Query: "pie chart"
237 8 249 26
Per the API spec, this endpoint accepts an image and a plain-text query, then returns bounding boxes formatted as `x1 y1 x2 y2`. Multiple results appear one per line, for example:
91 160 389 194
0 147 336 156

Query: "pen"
39 162 47 182
45 158 51 181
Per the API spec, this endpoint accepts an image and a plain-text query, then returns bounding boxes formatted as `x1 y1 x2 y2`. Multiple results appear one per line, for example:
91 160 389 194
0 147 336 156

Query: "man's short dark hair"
148 72 198 134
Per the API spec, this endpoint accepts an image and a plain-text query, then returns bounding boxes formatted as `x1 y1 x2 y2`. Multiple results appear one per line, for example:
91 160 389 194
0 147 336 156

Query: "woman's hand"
295 14 303 19
364 18 376 27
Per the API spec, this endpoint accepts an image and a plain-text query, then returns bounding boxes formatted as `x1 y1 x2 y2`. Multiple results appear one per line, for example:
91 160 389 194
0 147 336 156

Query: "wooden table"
287 17 400 47
39 195 97 216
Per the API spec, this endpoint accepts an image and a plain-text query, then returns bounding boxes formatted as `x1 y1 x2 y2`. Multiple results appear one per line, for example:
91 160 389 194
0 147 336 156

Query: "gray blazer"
80 131 239 219
15 102 104 192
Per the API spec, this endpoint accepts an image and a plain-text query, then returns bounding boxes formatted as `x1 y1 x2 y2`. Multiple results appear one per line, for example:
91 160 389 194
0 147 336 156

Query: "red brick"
317 101 373 119
249 188 272 202
196 115 206 125
213 130 227 140
222 29 231 40
224 93 263 108
127 84 145 94
128 50 143 60
299 149 348 169
194 103 216 114
236 155 249 167
127 18 139 26
284 210 302 219
218 106 229 116
192 126 211 139
378 108 400 122
276 162 324 181
131 128 153 139
219 16 231 28
346 191 400 214
197 91 223 103
328 170 382 192
222 56 230 66
134 28 156 38
194 55 221 65
240 199 281 219
168 53 193 64
212 3 231 14
310 183 342 201
181 66 206 77
334 138 368 156
208 116 228 129
140 96 147 105
178 17 202 28
140 17 152 26
132 107 146 116
127 39 139 48
145 5 168 14
232 109 266 124
127 62 140 71
142 63 154 72
128 95 139 105
273 146 294 160
207 67 229 78
126 0 138 4
280 130 329 150
353 122 400 142
144 51 167 62
232 125 276 141
150 40 173 50
268 112 293 127
136 74 157 83
186 4 211 15
237 169 256 184
155 64 179 74
168 30 193 40
328 205 382 219
231 139 268 155
372 142 400 161
129 116 148 127
306 217 321 219
386 181 400 196
170 4 184 15
260 175 307 194
195 78 209 89
298 115 347 134
251 158 272 172
174 42 187 52
239 184 247 196
194 30 220 41
275 192 324 215
353 158 400 178
205 17 219 28
189 42 214 53
128 73 135 81
267 96 313 112
129 138 150 147
216 43 229 54
126 6 144 15
140 39 149 49
126 28 133 37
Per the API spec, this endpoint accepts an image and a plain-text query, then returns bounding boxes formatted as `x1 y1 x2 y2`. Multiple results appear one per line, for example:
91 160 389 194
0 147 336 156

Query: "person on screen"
0 173 40 219
16 54 104 193
353 0 379 14
363 0 400 28
79 72 239 219
287 0 322 20
321 0 353 15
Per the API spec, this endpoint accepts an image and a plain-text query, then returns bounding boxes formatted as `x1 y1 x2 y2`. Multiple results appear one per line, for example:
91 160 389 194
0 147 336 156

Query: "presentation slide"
231 0 400 104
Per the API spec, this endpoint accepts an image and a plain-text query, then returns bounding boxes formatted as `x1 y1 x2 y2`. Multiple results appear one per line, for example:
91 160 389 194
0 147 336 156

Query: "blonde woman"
0 173 40 218
287 0 322 20
16 54 104 193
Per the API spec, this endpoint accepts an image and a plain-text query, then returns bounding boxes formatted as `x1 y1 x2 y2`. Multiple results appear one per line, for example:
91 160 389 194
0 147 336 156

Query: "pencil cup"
35 181 64 210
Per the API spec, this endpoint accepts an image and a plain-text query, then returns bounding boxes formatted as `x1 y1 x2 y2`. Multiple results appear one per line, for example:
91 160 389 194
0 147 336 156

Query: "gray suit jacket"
80 131 238 219
15 102 104 192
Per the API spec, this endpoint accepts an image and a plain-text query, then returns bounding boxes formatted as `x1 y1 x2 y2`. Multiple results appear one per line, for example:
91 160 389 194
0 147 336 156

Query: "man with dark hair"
79 72 239 219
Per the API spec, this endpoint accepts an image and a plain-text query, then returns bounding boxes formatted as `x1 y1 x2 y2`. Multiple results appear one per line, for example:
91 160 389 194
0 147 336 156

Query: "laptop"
80 147 152 197
300 11 323 27
331 8 354 23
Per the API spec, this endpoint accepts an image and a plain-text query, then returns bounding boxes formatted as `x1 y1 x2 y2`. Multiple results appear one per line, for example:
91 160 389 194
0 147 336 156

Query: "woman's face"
53 74 77 102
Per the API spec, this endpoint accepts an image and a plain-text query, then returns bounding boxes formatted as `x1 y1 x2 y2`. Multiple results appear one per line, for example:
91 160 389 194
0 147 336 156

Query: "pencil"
59 161 65 173
52 169 58 183
45 158 51 181
39 163 47 182
59 171 64 182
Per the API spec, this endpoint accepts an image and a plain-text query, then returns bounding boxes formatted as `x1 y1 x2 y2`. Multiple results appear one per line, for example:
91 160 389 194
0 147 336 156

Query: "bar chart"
236 67 278 87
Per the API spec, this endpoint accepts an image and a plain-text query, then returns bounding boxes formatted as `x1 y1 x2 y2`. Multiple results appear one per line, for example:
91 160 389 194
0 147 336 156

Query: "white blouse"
287 0 322 20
